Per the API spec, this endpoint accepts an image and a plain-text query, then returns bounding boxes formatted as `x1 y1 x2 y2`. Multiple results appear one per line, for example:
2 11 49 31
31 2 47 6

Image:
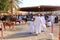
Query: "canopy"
19 5 60 12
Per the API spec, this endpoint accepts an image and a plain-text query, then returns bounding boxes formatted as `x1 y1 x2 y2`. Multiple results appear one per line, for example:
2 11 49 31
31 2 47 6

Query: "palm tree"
10 0 23 14
9 0 22 14
0 0 9 12
0 0 22 13
14 0 22 8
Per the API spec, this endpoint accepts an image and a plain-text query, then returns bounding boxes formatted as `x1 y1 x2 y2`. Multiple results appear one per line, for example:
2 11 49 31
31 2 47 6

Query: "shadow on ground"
38 38 53 40
5 32 36 39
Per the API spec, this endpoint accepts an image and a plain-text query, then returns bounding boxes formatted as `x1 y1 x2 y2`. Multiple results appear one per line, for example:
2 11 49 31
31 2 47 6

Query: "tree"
0 0 22 12
0 0 9 12
10 0 22 14
14 0 22 8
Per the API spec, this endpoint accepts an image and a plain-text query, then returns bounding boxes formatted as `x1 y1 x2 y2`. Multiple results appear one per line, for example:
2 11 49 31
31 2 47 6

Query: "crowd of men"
0 12 58 39
29 13 58 35
0 13 58 35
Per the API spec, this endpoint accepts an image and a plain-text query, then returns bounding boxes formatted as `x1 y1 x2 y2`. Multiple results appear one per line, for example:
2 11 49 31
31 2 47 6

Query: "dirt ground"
0 22 59 40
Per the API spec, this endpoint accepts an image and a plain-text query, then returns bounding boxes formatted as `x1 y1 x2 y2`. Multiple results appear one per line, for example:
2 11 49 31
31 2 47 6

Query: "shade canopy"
19 5 60 12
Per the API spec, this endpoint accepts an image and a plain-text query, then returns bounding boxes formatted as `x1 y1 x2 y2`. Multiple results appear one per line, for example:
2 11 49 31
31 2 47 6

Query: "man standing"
34 14 42 34
29 13 35 34
30 18 35 34
49 14 55 26
40 14 46 32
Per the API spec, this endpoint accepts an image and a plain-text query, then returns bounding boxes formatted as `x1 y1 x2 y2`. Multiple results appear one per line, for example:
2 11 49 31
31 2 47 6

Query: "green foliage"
0 0 10 12
0 0 22 12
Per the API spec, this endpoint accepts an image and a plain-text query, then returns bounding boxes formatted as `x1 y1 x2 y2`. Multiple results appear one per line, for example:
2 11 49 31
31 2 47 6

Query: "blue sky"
20 0 60 7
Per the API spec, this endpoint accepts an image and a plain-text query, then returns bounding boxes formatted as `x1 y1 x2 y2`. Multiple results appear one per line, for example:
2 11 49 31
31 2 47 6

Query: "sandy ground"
0 22 59 40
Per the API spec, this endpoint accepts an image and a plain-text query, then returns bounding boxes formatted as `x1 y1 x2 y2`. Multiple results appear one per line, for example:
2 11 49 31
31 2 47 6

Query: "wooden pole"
59 20 60 40
51 24 54 33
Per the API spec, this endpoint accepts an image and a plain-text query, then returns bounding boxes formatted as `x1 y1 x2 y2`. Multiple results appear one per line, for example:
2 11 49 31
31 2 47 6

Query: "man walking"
34 14 42 34
40 14 46 32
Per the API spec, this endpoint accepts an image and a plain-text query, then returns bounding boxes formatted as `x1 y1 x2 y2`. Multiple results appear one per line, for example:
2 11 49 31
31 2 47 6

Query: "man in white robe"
50 15 55 25
34 15 42 34
19 15 23 23
40 14 46 31
30 19 35 34
19 16 22 21
47 14 55 27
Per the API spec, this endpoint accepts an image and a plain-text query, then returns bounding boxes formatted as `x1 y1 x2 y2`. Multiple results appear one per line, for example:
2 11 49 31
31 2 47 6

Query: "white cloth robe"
19 16 22 21
50 15 55 24
47 21 52 27
30 21 35 33
47 15 55 27
40 16 46 31
34 16 42 34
